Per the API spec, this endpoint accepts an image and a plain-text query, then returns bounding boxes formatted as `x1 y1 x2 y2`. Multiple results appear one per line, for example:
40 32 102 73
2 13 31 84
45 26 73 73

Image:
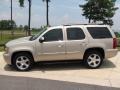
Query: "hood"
6 36 31 47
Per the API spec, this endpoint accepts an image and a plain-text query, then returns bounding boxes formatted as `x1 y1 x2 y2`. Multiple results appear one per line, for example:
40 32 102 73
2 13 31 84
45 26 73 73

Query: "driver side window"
43 28 63 42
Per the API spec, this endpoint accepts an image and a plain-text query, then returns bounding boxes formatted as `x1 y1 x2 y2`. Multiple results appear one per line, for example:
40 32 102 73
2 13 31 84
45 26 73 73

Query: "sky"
0 0 120 31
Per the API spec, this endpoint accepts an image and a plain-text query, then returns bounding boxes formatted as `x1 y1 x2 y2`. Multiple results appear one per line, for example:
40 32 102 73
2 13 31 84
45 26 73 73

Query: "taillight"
113 38 117 49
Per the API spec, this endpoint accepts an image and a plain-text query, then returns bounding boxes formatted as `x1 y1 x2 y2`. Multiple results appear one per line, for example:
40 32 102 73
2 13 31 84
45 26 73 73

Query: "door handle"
80 42 87 46
82 42 86 44
58 45 63 47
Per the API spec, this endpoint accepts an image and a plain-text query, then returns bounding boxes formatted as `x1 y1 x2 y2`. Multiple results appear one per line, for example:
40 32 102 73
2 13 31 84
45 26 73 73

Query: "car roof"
63 24 108 27
48 24 109 29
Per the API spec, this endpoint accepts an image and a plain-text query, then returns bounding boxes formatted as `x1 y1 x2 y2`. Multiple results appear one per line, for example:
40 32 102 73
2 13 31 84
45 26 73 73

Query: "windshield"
29 28 46 41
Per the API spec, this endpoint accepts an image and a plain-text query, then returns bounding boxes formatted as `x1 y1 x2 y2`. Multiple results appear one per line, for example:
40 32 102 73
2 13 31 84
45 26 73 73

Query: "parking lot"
0 52 120 88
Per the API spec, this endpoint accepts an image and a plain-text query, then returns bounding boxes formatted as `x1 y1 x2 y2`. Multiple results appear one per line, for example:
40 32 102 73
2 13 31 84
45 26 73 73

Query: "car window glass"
43 29 63 42
67 28 85 40
87 27 112 39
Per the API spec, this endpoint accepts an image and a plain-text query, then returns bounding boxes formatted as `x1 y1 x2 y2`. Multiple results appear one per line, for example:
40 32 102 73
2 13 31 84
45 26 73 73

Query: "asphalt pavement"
0 75 119 90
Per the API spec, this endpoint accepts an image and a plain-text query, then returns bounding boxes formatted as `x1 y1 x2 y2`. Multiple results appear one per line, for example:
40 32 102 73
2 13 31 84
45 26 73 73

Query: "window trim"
66 27 85 41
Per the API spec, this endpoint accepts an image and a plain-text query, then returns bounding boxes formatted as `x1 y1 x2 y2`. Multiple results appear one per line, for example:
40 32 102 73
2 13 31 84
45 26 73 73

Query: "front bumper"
3 53 11 65
105 49 118 58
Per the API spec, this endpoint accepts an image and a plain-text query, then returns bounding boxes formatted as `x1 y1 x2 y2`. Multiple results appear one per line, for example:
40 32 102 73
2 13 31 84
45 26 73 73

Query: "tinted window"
44 29 63 42
87 27 112 39
67 28 85 40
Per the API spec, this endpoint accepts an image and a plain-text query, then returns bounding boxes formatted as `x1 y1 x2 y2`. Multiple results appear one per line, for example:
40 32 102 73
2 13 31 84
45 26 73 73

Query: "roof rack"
63 23 104 26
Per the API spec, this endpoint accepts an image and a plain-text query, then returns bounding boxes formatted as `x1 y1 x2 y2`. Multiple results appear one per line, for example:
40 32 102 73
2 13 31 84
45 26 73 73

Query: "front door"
38 28 66 61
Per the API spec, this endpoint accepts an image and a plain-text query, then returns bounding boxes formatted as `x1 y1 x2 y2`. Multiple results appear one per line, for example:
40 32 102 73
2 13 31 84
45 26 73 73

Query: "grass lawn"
0 47 4 52
0 34 25 44
0 30 40 44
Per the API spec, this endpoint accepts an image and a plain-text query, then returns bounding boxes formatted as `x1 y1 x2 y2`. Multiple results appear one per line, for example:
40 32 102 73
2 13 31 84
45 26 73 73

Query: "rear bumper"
105 49 118 58
3 53 11 65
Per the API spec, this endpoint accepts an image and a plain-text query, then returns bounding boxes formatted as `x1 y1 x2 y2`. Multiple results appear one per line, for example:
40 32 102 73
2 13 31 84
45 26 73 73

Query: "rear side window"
67 28 85 40
87 27 112 39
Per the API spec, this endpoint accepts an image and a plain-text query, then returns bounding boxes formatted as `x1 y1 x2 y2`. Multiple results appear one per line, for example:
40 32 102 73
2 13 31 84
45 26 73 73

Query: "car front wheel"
12 52 34 71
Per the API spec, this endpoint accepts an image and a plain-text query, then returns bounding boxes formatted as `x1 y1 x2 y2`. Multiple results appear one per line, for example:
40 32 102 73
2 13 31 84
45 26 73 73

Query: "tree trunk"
11 0 14 38
11 0 12 26
28 0 31 36
46 1 49 27
89 19 91 23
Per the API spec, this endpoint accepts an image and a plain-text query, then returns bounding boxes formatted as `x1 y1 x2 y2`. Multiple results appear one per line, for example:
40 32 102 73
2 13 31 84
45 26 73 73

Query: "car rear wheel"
84 51 103 69
12 52 34 71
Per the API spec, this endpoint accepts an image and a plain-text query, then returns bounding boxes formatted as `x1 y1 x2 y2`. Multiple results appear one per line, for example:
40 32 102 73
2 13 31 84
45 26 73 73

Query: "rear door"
65 26 87 60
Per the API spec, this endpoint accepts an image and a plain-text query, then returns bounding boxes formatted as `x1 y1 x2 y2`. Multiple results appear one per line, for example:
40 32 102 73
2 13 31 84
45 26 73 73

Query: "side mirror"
39 37 45 43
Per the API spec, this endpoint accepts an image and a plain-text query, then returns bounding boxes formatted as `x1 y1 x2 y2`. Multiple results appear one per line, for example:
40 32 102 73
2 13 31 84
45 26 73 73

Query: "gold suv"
3 24 118 71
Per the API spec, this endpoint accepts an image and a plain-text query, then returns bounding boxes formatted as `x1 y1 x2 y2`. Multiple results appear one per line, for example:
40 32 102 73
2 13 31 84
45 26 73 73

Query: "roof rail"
63 23 104 26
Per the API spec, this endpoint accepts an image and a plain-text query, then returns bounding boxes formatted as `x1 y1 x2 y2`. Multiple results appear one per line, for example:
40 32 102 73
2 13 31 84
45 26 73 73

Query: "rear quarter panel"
84 25 115 50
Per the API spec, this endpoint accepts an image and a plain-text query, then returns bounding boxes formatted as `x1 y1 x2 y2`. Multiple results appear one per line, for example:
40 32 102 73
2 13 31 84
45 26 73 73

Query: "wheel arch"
11 51 34 65
83 47 105 59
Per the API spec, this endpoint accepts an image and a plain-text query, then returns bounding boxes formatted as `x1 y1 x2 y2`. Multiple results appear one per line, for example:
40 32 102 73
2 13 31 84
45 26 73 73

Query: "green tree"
19 0 32 36
24 25 29 31
18 25 23 30
80 0 118 26
24 25 29 36
0 20 16 40
43 0 51 27
0 20 16 30
114 32 120 38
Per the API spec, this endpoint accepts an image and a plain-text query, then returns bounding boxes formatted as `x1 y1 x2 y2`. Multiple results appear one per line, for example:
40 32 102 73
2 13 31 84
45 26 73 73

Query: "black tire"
84 50 103 69
12 52 34 71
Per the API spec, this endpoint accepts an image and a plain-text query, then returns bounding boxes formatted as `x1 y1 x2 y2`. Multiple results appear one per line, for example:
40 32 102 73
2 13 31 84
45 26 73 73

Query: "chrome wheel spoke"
19 64 25 69
24 63 29 67
93 54 98 59
88 57 93 60
96 58 100 62
93 61 98 67
88 59 93 65
16 60 22 64
20 56 24 61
